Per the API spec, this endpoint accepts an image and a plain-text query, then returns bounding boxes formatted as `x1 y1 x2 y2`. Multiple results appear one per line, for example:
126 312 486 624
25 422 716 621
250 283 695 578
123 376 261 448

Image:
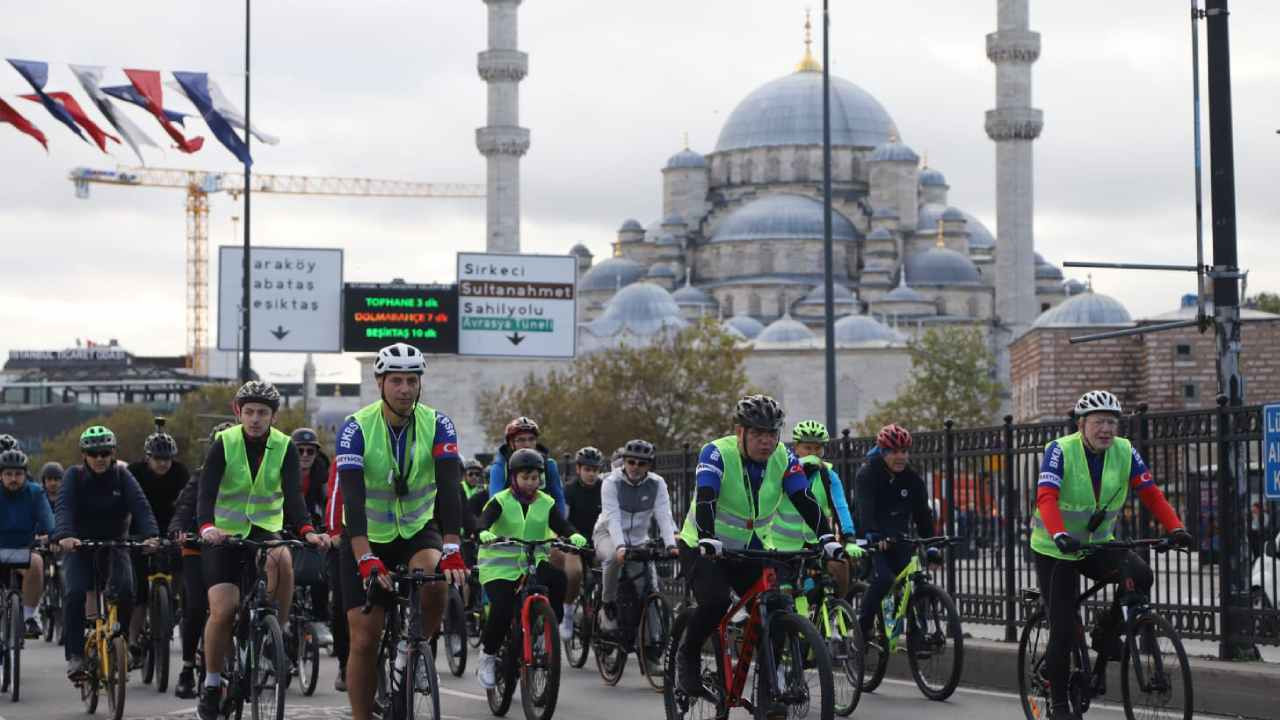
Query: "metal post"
943 420 957 595
239 0 253 383
1002 414 1017 642
820 0 837 433
1134 404 1153 537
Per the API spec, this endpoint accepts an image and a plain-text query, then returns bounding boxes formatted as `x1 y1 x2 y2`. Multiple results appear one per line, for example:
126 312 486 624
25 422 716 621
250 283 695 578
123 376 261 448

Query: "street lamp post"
821 0 837 434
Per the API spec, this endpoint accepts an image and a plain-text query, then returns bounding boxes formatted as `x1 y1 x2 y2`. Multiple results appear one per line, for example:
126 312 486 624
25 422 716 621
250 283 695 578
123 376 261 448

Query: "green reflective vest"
679 436 788 550
1031 432 1131 561
352 401 438 543
215 426 288 536
478 489 554 584
769 456 831 551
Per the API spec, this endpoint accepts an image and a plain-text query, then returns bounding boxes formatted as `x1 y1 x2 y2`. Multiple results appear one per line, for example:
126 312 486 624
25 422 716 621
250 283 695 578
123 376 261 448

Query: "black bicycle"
565 548 597 670
439 582 468 678
360 565 444 720
286 580 323 696
0 547 33 702
589 540 677 691
1018 537 1193 720
139 544 177 694
37 546 62 644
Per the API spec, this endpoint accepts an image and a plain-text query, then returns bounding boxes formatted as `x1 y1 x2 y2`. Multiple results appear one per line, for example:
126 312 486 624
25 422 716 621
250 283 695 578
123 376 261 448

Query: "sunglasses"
624 459 649 467
298 447 317 457
85 450 113 459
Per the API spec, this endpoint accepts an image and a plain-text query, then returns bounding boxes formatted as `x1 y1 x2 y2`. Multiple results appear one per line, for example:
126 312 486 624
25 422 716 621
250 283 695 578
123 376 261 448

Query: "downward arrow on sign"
270 325 290 340
507 332 525 346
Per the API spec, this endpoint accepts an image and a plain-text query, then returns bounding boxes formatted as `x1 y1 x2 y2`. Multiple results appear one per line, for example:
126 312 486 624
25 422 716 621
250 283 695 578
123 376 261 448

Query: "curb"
877 638 1278 720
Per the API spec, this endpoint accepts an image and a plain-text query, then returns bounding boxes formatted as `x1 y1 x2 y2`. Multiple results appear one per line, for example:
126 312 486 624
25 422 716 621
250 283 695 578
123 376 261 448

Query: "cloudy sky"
3 1 1277 383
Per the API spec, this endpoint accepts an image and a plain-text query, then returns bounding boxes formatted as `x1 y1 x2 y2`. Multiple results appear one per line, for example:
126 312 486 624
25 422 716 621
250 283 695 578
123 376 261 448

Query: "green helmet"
792 420 829 444
79 425 117 452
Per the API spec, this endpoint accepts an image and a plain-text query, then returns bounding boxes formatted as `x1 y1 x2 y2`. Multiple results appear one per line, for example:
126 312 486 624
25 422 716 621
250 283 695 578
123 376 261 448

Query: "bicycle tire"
406 640 442 720
754 611 834 720
487 637 518 717
107 635 128 720
251 613 287 720
905 582 964 701
1017 606 1050 720
0 597 10 694
638 593 673 691
847 583 888 692
593 602 627 686
566 589 593 669
444 585 468 678
662 608 728 720
298 622 320 696
1120 611 1193 720
42 580 60 643
226 633 246 720
9 593 21 702
153 582 172 693
81 645 99 715
820 598 863 717
520 598 561 720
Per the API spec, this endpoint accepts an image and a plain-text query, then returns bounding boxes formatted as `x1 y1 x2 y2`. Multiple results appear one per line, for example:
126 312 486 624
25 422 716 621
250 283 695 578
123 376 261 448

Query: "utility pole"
240 0 253 383
821 0 837 434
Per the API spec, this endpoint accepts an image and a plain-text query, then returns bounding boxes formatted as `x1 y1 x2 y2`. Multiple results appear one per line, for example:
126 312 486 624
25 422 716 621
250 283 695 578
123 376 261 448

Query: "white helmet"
1075 390 1122 417
374 343 425 376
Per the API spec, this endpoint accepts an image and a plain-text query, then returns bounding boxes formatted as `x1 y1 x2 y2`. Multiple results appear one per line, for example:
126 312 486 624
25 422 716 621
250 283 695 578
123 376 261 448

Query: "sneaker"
66 656 87 680
476 652 497 690
175 667 198 699
24 616 42 639
315 624 334 647
334 666 347 693
197 686 222 720
558 606 575 642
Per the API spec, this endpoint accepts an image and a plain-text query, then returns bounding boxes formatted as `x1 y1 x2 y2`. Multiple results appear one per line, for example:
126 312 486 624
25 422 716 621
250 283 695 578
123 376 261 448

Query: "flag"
167 76 278 145
173 71 251 165
0 98 47 149
21 91 119 152
123 69 203 153
6 58 87 143
69 64 158 165
101 84 189 125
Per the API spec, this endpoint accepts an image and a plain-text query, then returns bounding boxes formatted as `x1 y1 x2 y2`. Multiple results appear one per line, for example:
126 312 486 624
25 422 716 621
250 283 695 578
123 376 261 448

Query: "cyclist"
126 419 189 667
195 382 331 720
770 420 862 598
474 448 587 689
853 423 934 640
462 458 486 501
53 425 161 680
0 448 54 638
336 343 467 720
1032 391 1192 720
594 440 676 633
40 461 64 514
291 427 334 649
675 394 845 698
562 446 605 638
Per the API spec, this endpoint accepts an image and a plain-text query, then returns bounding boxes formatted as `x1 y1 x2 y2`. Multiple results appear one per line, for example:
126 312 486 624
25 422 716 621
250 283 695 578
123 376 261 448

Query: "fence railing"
625 402 1280 655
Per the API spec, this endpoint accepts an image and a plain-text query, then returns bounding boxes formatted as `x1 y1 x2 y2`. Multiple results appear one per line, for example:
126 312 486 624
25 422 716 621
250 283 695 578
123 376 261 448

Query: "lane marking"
878 678 1224 719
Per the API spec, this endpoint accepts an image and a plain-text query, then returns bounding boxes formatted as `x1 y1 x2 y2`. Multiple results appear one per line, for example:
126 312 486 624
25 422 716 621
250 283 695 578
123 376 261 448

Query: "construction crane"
70 166 485 375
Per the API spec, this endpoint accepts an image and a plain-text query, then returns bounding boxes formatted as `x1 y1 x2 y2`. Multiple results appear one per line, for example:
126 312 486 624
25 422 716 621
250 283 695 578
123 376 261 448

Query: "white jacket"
595 468 678 549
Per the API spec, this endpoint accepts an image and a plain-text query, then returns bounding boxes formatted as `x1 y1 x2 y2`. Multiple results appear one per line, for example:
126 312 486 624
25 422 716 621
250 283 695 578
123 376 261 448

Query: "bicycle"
437 580 468 678
38 546 62 644
139 544 177 694
793 549 863 716
479 537 565 720
1017 537 1193 720
0 547 34 702
463 566 486 650
73 539 150 720
564 547 597 671
286 580 323 696
588 540 677 691
663 546 836 720
848 535 964 700
360 565 444 720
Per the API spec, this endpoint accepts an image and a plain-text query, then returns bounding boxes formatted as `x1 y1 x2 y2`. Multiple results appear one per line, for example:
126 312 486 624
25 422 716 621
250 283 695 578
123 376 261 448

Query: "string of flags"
0 58 278 166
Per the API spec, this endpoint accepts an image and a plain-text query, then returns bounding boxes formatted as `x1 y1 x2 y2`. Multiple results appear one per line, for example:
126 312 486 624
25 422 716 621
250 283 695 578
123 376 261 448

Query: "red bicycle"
663 547 835 720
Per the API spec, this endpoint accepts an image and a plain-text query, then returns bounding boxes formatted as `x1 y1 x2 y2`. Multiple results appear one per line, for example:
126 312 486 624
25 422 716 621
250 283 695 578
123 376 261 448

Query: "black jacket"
169 475 199 538
854 453 933 541
54 463 159 541
564 478 602 539
128 460 190 537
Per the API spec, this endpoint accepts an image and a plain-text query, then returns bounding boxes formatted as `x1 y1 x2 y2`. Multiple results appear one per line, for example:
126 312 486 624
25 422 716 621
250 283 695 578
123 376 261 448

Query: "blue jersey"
695 442 810 549
823 467 856 536
335 411 460 474
1039 440 1151 496
0 482 54 549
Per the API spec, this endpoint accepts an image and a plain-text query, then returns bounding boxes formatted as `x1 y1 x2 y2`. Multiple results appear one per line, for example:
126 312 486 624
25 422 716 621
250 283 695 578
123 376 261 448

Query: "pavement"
0 632 1259 720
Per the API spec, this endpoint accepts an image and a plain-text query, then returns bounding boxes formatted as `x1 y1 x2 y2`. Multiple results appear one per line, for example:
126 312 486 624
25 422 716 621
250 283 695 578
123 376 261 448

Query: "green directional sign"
460 317 554 332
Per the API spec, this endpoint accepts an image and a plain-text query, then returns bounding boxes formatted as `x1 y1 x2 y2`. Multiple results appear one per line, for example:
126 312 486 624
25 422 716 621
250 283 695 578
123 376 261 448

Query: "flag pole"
240 0 253 382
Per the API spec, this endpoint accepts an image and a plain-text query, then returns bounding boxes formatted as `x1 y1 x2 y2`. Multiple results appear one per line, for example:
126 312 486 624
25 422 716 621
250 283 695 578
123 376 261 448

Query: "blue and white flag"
167 76 278 145
173 71 252 166
101 84 189 125
69 64 159 165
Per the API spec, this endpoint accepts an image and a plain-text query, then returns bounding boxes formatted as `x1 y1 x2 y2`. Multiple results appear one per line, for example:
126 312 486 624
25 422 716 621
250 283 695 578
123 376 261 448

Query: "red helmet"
504 416 540 444
876 424 912 451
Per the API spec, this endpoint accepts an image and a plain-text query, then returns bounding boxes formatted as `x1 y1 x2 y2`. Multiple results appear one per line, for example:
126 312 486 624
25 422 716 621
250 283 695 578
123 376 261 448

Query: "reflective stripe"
1030 513 1120 543
770 523 807 541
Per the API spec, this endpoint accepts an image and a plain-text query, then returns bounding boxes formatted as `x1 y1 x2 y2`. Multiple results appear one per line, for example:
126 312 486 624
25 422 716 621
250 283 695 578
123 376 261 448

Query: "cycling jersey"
335 411 459 472
128 460 190 537
0 481 53 548
487 442 567 518
853 447 932 541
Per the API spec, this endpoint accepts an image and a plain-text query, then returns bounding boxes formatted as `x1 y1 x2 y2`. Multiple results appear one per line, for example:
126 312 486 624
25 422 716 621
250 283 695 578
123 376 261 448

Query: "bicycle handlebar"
204 537 306 549
360 567 447 614
1082 537 1182 554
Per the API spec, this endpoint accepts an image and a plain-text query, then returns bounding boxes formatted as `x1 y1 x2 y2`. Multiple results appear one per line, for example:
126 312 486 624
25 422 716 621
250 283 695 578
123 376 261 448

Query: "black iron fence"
637 402 1280 655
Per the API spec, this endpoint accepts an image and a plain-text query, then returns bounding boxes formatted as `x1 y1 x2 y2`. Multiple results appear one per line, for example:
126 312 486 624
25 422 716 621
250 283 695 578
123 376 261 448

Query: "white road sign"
217 246 343 353
457 252 577 358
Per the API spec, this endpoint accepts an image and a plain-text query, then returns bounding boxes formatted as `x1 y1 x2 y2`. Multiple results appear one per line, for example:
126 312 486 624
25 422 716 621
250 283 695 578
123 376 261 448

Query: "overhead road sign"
457 252 576 358
217 246 343 353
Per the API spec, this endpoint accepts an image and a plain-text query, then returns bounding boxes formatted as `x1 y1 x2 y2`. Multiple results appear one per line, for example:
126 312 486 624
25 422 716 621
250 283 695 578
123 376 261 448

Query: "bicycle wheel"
443 585 468 678
520 598 561 720
405 640 442 720
663 608 728 720
81 645 99 715
638 593 673 691
754 611 834 720
905 582 964 701
1120 612 1192 720
251 614 287 720
566 589 593 669
593 603 626 686
847 583 888 692
487 641 518 717
0 601 10 695
106 635 128 720
297 622 320 696
820 598 863 716
8 594 21 702
152 582 172 693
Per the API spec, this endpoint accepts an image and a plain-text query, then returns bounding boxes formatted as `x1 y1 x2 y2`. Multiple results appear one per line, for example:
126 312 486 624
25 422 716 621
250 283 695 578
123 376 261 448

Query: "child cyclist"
790 420 863 598
474 448 587 689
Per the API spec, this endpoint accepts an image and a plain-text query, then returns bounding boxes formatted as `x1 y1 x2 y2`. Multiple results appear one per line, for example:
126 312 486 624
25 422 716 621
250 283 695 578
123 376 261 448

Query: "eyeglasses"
624 459 649 467
85 450 113 459
298 447 317 457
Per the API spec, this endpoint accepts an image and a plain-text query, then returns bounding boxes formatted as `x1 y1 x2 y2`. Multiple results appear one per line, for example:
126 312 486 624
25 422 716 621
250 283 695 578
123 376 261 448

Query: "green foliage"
1248 292 1280 315
857 326 1002 435
477 318 751 458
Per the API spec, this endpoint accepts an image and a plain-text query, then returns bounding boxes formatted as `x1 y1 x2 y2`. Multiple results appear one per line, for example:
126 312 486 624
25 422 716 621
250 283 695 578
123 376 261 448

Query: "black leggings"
480 562 566 655
327 548 349 667
181 554 208 665
1034 549 1153 707
677 542 764 660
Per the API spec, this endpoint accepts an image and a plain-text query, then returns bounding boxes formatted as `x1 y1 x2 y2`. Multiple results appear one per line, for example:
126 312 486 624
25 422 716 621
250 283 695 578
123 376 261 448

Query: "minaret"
476 0 530 254
985 0 1042 382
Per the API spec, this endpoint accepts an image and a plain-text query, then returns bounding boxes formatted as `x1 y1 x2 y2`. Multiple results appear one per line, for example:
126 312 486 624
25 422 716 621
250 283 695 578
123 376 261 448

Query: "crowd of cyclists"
0 340 1197 720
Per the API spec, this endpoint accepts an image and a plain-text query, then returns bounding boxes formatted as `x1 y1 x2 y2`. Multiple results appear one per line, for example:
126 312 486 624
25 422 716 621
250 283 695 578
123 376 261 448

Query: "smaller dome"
919 167 947 187
867 227 893 241
724 314 766 339
941 207 966 222
720 323 748 340
646 264 676 279
711 194 857 243
661 214 686 228
1036 263 1064 280
1064 278 1087 296
568 243 592 257
905 247 982 284
1032 291 1133 328
872 207 899 219
795 282 855 307
868 140 920 164
834 314 904 345
883 282 926 303
618 219 644 233
755 314 817 346
579 256 647 292
665 148 707 169
672 283 718 307
585 282 687 337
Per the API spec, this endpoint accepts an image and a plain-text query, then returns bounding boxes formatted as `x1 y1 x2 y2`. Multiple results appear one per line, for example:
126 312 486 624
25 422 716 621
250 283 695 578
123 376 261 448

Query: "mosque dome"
754 314 817 346
793 282 856 316
940 206 966 222
579 256 647 292
568 243 592 258
672 283 717 308
1032 291 1133 328
618 219 644 233
917 203 996 251
905 247 982 284
1035 253 1064 280
919 167 947 187
868 140 920 164
585 282 687 337
833 314 904 345
711 194 857 243
665 148 707 169
1063 278 1087 296
723 314 766 339
883 282 926 303
714 69 898 153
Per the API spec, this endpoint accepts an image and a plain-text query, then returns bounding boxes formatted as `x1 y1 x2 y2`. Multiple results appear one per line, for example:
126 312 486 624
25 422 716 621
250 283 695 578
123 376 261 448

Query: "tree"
477 318 752 458
857 326 1002 435
1248 292 1280 315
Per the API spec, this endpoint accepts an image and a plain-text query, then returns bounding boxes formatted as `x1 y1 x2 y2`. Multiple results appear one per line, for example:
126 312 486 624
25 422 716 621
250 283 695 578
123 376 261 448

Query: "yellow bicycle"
75 540 147 720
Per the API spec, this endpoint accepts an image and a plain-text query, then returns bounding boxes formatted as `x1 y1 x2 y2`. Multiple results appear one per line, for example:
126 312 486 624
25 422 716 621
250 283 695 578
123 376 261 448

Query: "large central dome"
715 69 898 153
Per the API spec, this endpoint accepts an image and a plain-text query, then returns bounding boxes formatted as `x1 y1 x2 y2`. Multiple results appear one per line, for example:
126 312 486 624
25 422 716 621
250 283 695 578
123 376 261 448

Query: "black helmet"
463 458 485 473
0 434 19 453
574 446 605 468
0 449 28 472
621 439 656 463
144 417 178 459
734 394 785 431
209 420 235 442
39 461 64 480
290 427 320 447
507 448 545 476
234 381 281 412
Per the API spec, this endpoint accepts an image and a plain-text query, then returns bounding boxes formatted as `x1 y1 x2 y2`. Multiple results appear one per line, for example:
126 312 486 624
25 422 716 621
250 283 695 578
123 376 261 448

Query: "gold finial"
936 215 945 248
797 8 822 73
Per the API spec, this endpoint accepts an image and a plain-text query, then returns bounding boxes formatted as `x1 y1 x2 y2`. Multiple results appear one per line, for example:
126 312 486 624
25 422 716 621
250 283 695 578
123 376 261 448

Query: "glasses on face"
86 450 113 459
624 459 649 467
298 447 317 457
